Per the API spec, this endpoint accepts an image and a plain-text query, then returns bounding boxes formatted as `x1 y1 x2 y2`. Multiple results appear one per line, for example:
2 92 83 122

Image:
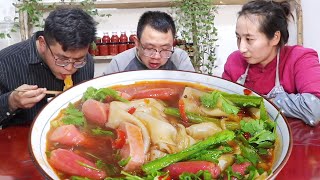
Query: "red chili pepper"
127 107 136 114
178 99 189 123
243 88 252 95
159 175 171 180
112 129 126 149
243 132 251 140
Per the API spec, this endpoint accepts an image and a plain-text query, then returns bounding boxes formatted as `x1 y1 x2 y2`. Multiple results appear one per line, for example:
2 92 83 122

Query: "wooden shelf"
14 0 249 10
93 56 113 63
15 0 303 45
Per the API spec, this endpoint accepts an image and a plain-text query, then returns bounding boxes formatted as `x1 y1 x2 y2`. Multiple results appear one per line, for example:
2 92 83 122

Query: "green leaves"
91 127 114 136
240 119 276 148
61 103 85 126
118 157 131 167
18 0 45 28
172 0 218 74
239 144 260 166
200 91 240 115
241 119 265 135
82 87 128 102
179 170 213 180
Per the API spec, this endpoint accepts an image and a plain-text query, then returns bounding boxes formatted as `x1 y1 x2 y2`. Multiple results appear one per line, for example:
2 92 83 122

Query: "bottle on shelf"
110 32 119 56
99 32 110 56
118 31 128 53
89 41 99 56
92 37 101 56
128 31 136 49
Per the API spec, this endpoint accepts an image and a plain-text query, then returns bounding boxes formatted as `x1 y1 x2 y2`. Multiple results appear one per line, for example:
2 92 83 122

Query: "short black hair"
239 0 293 47
136 11 176 40
44 7 97 51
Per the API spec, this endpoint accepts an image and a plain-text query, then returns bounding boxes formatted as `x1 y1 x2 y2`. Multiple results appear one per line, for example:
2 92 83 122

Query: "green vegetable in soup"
164 107 220 124
164 107 240 130
179 170 213 180
221 93 263 108
70 176 91 180
142 130 235 173
239 144 260 166
240 120 276 145
259 100 269 121
91 127 114 136
200 91 240 115
118 157 131 167
82 87 129 102
187 146 233 163
200 91 266 116
61 103 85 126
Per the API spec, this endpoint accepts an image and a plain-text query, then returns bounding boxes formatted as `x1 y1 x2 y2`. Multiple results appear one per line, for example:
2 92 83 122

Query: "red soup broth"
46 81 277 179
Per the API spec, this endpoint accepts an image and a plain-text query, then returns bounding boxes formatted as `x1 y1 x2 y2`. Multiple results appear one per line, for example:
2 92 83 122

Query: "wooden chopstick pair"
14 89 62 95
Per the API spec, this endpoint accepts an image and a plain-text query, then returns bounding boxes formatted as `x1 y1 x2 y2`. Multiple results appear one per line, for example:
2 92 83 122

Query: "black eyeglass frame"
45 40 87 69
139 41 174 59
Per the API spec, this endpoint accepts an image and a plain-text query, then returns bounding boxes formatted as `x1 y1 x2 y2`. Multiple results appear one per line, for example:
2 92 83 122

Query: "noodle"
63 75 73 91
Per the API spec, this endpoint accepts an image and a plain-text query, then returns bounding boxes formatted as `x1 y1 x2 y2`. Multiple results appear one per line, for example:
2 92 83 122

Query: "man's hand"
9 84 47 112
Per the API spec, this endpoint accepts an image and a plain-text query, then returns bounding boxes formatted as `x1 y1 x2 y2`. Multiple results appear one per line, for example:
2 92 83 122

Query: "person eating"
0 7 97 128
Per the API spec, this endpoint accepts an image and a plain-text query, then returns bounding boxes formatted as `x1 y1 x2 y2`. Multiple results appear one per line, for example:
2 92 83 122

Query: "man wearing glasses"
0 8 96 128
103 11 195 75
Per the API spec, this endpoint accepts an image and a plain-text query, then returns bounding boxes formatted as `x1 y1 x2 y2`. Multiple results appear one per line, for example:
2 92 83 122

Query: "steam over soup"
46 81 278 180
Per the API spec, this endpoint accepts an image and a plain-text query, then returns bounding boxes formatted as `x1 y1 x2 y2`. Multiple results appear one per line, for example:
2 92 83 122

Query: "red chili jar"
110 32 119 55
89 42 99 56
99 32 110 56
94 37 101 56
118 31 128 53
128 31 136 49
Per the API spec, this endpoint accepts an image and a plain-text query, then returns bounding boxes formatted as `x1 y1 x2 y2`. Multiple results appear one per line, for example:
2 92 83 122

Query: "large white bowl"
29 70 292 179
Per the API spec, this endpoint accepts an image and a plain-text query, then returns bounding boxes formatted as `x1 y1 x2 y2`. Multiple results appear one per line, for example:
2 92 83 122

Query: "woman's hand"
8 84 47 112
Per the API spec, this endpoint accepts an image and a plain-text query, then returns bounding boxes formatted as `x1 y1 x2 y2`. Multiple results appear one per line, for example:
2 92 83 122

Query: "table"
276 118 320 179
0 118 319 180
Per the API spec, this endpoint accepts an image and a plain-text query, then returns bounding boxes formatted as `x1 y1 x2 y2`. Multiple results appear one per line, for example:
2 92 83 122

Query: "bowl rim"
28 70 293 179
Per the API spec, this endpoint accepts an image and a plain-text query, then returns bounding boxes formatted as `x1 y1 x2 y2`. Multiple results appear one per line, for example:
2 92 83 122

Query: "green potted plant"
7 0 110 40
172 0 218 75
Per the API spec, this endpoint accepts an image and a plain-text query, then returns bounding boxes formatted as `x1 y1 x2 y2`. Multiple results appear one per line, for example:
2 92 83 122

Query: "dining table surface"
0 117 319 180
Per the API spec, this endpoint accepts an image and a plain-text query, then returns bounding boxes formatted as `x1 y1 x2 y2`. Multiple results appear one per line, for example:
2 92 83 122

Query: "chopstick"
14 89 62 95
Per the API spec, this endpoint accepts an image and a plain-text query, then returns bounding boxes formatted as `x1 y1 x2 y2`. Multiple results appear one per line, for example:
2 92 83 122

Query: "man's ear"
133 36 139 47
37 36 47 53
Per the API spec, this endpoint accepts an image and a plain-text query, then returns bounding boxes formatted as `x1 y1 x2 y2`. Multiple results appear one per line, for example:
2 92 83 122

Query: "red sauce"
46 81 276 179
99 32 111 56
110 32 119 55
128 31 136 49
118 32 128 53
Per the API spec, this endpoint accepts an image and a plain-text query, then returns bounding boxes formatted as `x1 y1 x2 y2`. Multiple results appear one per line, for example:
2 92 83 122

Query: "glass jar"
118 31 128 53
89 42 99 56
128 31 136 49
110 32 119 55
100 32 110 56
93 37 101 56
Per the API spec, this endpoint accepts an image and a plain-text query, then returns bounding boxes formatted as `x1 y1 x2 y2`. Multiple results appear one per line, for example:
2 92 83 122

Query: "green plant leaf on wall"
1 0 111 39
172 0 218 75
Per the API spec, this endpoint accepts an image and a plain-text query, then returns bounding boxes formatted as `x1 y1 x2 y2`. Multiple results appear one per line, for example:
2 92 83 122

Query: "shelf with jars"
90 31 136 62
13 0 275 43
91 37 196 63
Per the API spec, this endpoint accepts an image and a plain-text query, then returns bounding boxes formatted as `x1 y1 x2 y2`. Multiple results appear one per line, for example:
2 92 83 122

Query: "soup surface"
46 81 277 180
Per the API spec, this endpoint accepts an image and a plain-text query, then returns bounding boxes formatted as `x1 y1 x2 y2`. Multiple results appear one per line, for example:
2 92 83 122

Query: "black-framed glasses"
140 42 174 59
46 43 87 69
